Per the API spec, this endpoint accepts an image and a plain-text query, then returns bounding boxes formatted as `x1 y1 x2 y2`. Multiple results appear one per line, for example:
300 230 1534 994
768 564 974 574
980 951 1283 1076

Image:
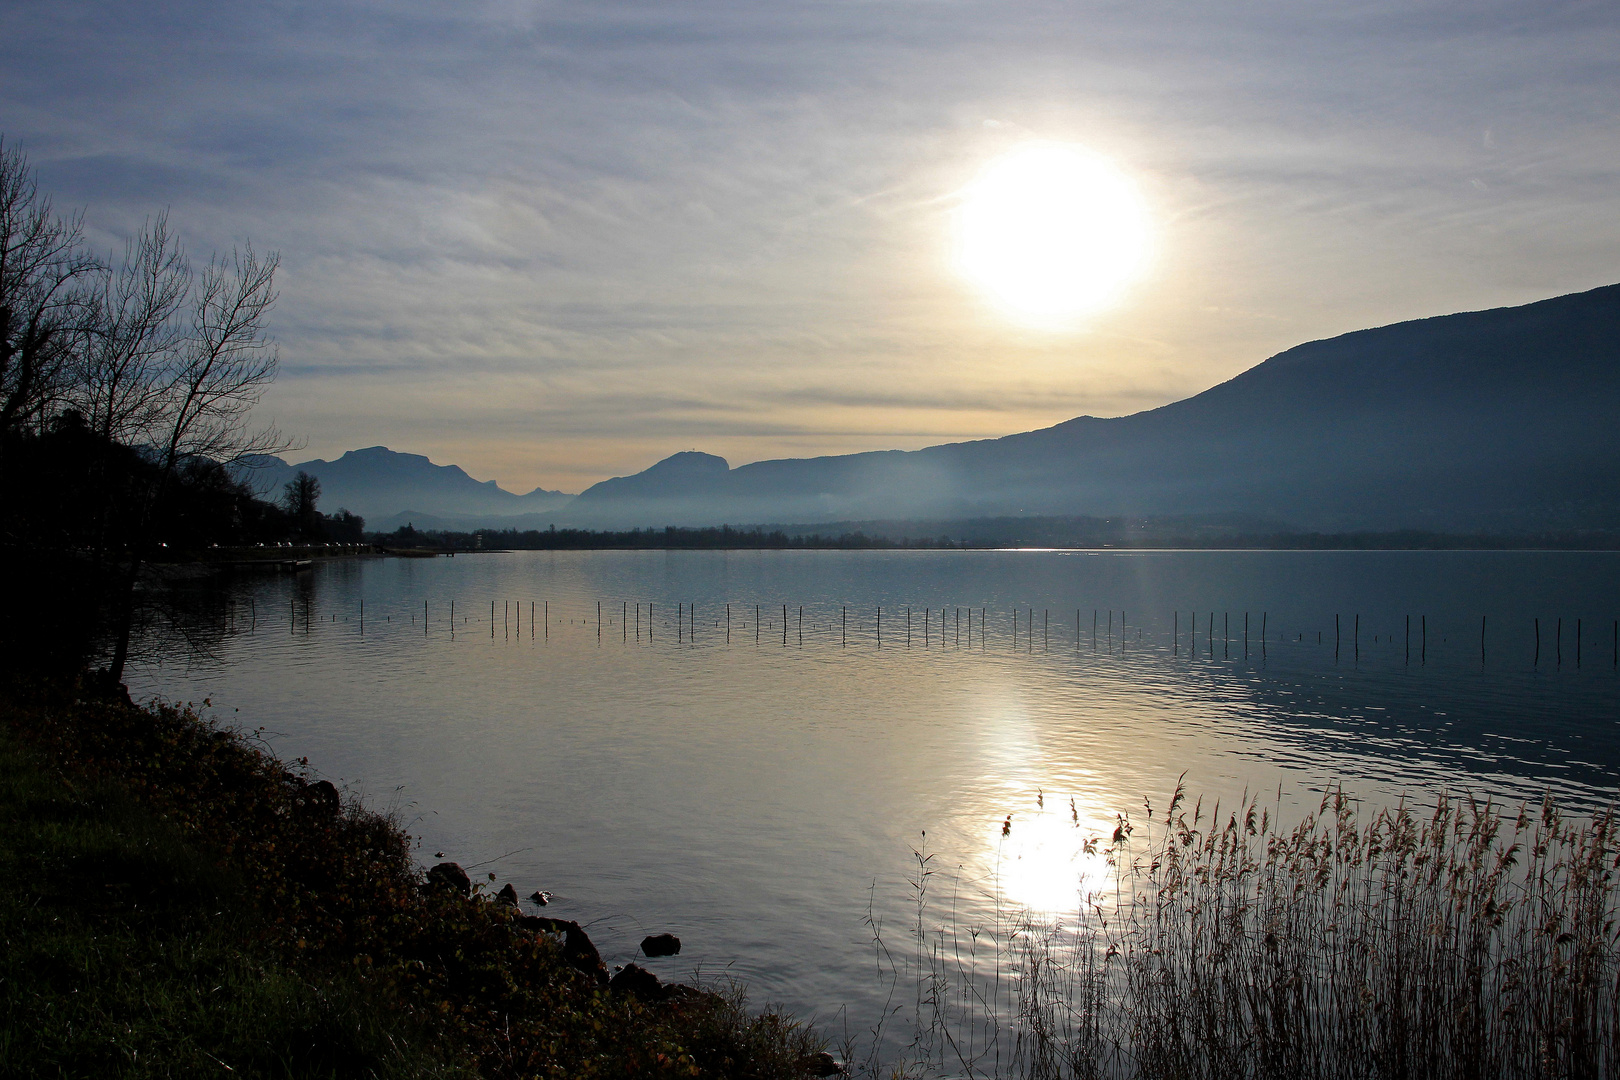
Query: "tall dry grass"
861 785 1620 1080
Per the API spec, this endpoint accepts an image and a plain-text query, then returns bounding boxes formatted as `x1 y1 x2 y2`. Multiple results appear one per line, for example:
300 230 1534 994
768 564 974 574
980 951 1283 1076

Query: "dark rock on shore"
800 1050 844 1076
640 932 681 957
302 779 341 813
527 889 551 905
495 883 519 907
528 917 608 986
609 962 663 1001
426 862 471 896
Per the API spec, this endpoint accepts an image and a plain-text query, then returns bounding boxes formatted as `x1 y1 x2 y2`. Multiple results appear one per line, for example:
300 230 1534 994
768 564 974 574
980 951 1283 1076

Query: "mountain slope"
564 283 1620 531
240 447 571 523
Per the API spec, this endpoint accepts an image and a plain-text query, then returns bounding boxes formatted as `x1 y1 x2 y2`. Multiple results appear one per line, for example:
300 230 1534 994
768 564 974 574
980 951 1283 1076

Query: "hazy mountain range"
241 447 569 527
247 283 1620 534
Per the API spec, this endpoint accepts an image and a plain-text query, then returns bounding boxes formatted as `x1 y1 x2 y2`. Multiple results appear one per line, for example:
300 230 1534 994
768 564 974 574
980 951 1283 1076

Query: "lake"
125 549 1620 1057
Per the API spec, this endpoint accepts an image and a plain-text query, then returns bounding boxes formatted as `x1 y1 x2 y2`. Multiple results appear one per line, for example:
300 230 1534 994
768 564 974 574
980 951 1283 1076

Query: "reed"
867 783 1620 1079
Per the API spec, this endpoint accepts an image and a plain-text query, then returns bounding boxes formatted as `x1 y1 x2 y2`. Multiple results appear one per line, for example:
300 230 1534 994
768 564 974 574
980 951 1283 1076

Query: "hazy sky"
4 1 1617 493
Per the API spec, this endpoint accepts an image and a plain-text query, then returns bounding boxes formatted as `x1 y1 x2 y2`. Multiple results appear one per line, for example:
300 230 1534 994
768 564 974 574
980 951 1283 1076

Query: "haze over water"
128 549 1620 1040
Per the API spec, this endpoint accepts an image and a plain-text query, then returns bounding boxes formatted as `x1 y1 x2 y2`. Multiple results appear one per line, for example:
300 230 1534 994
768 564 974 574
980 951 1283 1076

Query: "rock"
495 883 519 907
609 962 663 1001
302 779 341 813
640 932 681 957
527 889 551 906
529 917 608 986
800 1050 844 1076
426 862 471 896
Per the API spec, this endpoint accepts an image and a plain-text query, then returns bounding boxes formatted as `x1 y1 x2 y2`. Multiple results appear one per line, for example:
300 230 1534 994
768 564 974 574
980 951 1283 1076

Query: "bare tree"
78 212 190 444
282 469 320 515
103 243 286 681
0 139 100 445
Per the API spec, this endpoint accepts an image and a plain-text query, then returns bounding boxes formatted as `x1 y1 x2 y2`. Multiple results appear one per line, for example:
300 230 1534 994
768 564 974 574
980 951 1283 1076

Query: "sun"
956 142 1152 327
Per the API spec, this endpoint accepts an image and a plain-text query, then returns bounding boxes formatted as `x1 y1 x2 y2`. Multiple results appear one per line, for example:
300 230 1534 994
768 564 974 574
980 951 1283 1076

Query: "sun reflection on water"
983 795 1124 917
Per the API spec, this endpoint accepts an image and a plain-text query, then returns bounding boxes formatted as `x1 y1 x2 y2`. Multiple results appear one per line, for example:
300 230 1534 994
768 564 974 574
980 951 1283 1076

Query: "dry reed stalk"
865 785 1620 1080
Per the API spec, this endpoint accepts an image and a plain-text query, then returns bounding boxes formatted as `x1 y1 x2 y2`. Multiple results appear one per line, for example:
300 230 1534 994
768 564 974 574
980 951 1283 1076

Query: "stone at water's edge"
495 883 519 906
529 917 609 986
800 1050 843 1077
609 963 663 1001
426 862 471 896
640 932 680 957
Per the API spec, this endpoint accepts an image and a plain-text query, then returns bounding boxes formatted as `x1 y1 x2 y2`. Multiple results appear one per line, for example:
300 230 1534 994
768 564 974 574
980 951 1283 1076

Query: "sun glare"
992 803 1117 916
957 142 1151 328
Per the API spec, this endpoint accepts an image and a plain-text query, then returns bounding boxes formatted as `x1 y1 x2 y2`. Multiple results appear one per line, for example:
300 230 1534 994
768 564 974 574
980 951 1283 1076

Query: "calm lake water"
126 549 1620 1047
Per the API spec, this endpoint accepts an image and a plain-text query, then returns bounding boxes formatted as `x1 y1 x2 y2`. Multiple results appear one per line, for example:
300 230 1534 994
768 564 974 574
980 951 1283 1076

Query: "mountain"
562 283 1620 531
239 446 571 524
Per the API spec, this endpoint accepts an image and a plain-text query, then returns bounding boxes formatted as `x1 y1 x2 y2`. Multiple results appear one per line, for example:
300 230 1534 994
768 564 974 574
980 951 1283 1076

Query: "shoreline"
0 677 838 1079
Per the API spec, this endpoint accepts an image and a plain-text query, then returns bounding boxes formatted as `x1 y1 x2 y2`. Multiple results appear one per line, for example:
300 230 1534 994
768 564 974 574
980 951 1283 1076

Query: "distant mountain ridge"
241 446 569 524
562 282 1620 532
248 283 1620 533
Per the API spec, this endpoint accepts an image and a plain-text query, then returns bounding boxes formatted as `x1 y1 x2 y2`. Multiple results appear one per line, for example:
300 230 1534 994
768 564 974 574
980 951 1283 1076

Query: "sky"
3 1 1617 494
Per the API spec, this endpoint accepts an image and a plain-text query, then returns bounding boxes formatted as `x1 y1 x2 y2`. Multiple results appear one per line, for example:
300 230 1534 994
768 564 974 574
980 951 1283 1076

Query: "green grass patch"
0 682 828 1079
0 723 460 1078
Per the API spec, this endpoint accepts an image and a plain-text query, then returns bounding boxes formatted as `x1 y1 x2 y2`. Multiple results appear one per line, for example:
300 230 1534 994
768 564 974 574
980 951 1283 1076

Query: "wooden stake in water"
1244 612 1249 659
877 607 882 647
1223 612 1228 658
783 604 788 647
924 607 928 646
842 605 846 647
1354 613 1359 664
1044 609 1049 650
597 600 601 640
1261 612 1267 659
492 600 495 638
679 603 683 644
726 603 730 644
1174 611 1178 656
545 600 549 641
1557 617 1563 667
756 605 760 645
1421 614 1426 664
623 601 627 642
907 606 911 648
799 605 803 646
1334 613 1340 662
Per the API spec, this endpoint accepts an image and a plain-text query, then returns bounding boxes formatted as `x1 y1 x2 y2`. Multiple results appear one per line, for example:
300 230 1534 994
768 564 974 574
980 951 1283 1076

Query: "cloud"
3 0 1617 489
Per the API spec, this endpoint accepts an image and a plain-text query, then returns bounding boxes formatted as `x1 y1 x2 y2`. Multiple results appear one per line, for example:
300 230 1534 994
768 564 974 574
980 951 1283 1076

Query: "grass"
0 678 830 1079
0 722 457 1078
864 783 1620 1079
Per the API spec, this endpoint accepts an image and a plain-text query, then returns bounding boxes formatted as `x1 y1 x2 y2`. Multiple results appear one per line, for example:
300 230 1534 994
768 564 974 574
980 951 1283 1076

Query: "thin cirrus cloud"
2 0 1617 492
